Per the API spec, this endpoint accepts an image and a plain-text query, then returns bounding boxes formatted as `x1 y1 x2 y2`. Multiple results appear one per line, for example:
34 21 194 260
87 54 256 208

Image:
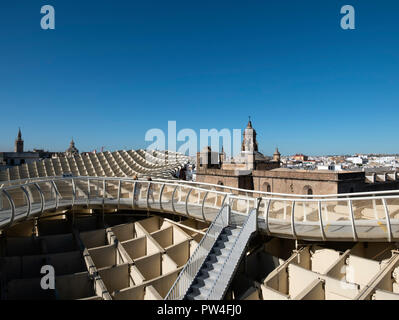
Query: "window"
263 182 271 193
303 185 313 196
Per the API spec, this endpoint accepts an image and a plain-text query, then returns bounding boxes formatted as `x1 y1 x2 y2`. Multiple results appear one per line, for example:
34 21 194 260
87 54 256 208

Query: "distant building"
195 119 280 189
65 138 80 157
293 154 308 162
15 128 23 153
346 156 367 165
0 129 44 170
196 121 399 195
0 129 68 171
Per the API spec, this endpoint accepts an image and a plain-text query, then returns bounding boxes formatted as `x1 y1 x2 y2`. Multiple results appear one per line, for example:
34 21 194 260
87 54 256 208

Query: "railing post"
185 189 192 217
2 189 15 228
20 186 31 218
348 200 358 242
201 191 209 221
117 180 122 210
291 201 297 239
132 181 137 208
159 184 165 211
318 200 326 241
382 198 393 242
220 194 227 210
264 199 271 236
34 183 45 214
146 182 150 209
171 185 179 214
102 179 106 209
71 178 76 207
87 178 91 208
255 198 261 232
50 180 59 211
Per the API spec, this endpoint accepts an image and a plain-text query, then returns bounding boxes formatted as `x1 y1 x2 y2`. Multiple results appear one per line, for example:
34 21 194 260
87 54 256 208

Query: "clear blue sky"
0 1 398 156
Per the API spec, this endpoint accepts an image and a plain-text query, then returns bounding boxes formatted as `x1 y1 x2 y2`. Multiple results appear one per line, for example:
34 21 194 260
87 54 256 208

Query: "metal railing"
0 176 398 242
207 205 258 300
155 178 399 199
165 204 231 300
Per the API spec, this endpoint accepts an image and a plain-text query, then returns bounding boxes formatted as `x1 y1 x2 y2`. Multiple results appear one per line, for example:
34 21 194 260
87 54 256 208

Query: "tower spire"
15 127 24 152
247 116 253 129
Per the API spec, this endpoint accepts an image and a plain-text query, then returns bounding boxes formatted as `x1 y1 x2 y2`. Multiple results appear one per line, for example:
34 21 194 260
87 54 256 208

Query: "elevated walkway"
1 177 399 242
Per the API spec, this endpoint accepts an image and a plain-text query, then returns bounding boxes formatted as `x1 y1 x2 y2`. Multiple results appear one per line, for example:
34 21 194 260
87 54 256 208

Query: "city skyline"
1 1 399 155
3 126 399 158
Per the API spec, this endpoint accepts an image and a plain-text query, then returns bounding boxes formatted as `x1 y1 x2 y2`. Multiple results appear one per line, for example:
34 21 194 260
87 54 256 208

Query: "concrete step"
196 275 216 289
212 247 232 257
207 252 228 264
219 234 237 242
191 283 211 297
215 240 234 250
200 267 219 279
224 227 241 236
205 261 224 273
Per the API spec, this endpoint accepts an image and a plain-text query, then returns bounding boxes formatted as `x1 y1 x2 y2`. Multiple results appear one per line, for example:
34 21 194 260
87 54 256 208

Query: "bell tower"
241 117 258 170
241 117 258 153
15 128 24 153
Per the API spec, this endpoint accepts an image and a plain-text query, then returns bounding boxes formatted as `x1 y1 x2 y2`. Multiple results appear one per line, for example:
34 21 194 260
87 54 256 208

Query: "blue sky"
0 1 398 156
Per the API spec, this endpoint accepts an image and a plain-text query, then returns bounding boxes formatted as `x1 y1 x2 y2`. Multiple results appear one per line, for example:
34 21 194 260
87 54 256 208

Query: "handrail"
4 174 399 199
1 172 398 198
165 204 231 300
154 178 399 199
0 176 398 242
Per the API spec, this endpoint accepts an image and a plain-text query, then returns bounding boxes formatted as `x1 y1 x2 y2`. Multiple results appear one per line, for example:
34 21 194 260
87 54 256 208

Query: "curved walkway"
1 176 399 242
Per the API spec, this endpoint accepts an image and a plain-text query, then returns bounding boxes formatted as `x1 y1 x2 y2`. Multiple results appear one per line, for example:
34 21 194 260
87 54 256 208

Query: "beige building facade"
196 120 399 195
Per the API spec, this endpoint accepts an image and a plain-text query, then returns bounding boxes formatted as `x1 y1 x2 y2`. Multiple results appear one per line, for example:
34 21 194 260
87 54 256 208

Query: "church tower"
15 128 24 153
241 118 258 170
241 118 258 153
273 147 281 162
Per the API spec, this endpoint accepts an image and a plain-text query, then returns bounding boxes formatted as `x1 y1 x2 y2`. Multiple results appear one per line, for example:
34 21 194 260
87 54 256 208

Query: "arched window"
262 182 271 193
217 181 224 186
303 185 313 196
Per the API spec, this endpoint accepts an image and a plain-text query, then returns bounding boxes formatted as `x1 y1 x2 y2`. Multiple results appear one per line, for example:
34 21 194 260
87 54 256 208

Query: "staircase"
185 226 241 300
165 202 258 300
